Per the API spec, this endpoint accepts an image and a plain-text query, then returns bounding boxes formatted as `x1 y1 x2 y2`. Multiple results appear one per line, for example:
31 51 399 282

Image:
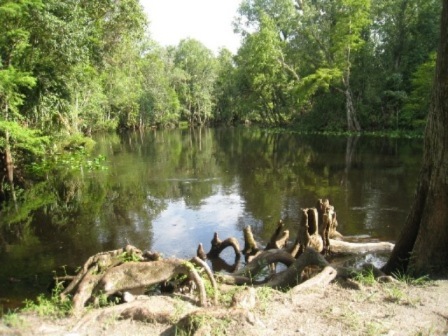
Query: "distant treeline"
0 0 440 139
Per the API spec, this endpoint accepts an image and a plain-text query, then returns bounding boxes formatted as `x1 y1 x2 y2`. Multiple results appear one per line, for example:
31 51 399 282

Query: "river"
0 127 423 308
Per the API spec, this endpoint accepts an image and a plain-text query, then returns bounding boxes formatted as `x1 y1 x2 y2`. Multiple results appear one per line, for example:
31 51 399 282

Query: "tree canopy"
0 0 442 200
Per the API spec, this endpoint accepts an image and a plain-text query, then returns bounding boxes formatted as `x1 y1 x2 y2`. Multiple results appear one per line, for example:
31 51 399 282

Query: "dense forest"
0 0 441 198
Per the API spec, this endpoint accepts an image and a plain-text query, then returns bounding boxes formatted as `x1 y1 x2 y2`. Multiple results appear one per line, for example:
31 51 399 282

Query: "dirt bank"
1 279 447 336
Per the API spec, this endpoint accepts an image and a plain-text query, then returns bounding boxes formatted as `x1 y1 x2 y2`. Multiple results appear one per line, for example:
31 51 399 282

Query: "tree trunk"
3 100 17 205
383 0 448 276
345 87 361 132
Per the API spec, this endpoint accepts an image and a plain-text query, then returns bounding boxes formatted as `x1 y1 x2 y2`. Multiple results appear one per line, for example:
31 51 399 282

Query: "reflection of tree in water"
213 129 331 242
214 129 421 244
0 129 422 304
327 136 422 237
0 160 166 299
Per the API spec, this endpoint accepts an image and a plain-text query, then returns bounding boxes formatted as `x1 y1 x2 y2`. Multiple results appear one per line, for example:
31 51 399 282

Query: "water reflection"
0 127 422 305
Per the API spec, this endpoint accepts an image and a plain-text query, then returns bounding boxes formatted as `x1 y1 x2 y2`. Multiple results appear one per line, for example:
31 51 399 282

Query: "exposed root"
263 248 329 290
206 232 241 259
265 220 289 250
242 226 260 256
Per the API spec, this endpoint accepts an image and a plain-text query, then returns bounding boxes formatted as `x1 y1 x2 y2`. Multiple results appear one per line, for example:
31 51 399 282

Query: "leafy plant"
352 268 376 286
23 281 72 317
1 309 25 328
118 251 142 263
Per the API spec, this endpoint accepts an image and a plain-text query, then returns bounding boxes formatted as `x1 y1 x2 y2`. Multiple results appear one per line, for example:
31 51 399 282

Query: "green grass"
1 309 25 328
391 270 431 286
352 268 376 286
22 282 72 317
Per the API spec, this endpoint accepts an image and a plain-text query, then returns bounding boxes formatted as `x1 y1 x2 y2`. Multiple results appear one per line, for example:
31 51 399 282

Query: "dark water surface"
0 127 422 307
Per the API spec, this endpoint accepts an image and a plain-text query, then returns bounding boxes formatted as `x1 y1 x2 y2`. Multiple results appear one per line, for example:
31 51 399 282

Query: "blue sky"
140 0 242 54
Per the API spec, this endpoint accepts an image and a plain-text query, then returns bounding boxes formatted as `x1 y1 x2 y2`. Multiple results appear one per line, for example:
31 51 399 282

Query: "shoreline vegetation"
1 0 440 202
1 219 447 335
1 0 446 334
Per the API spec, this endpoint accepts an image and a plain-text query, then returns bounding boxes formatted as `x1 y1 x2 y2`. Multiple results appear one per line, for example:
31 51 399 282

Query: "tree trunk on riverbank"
383 0 448 276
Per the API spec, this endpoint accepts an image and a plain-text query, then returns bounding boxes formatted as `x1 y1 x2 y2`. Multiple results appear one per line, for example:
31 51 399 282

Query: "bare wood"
242 226 259 255
191 256 218 305
206 232 241 259
265 220 289 250
290 265 337 295
329 239 394 255
197 243 207 260
234 249 295 279
62 245 144 300
262 248 329 289
92 259 208 307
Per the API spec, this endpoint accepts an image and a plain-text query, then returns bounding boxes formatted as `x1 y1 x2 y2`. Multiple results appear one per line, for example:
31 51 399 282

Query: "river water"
0 127 423 307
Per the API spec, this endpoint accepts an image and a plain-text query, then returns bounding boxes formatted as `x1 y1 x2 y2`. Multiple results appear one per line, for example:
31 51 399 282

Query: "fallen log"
62 245 218 313
329 239 394 255
89 259 208 309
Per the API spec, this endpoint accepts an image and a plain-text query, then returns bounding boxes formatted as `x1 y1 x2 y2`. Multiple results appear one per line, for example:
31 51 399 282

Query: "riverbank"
1 279 447 336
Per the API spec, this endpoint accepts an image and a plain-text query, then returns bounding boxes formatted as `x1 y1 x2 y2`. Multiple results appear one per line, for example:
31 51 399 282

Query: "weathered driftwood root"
317 199 341 254
242 225 260 258
85 259 207 310
206 232 241 259
265 220 289 250
291 208 324 257
329 239 394 255
263 248 330 290
290 266 337 294
72 296 198 332
62 245 218 313
191 256 219 305
216 250 296 286
61 245 144 301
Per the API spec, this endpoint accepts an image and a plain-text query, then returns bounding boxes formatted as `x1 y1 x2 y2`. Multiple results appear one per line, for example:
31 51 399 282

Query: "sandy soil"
1 278 447 336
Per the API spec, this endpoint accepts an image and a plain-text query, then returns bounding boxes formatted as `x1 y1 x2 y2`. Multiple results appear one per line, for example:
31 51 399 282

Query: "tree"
213 48 239 124
296 0 371 131
235 13 291 124
383 0 448 276
172 39 217 125
0 0 47 202
367 0 441 130
139 43 180 126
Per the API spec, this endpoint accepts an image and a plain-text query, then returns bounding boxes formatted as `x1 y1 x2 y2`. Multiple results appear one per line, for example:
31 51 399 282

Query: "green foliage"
0 310 25 328
213 48 239 124
23 281 72 317
402 53 436 130
139 44 181 126
0 121 49 156
118 251 142 263
0 0 441 192
172 38 217 125
234 11 296 124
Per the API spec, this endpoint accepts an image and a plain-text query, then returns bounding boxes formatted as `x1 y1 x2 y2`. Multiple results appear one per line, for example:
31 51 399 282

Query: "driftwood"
58 198 396 316
206 232 241 259
329 239 394 255
263 248 330 289
242 226 260 257
61 246 218 313
265 220 289 250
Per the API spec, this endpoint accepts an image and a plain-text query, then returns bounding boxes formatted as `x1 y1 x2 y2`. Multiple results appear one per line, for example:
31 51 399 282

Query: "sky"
140 0 242 54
